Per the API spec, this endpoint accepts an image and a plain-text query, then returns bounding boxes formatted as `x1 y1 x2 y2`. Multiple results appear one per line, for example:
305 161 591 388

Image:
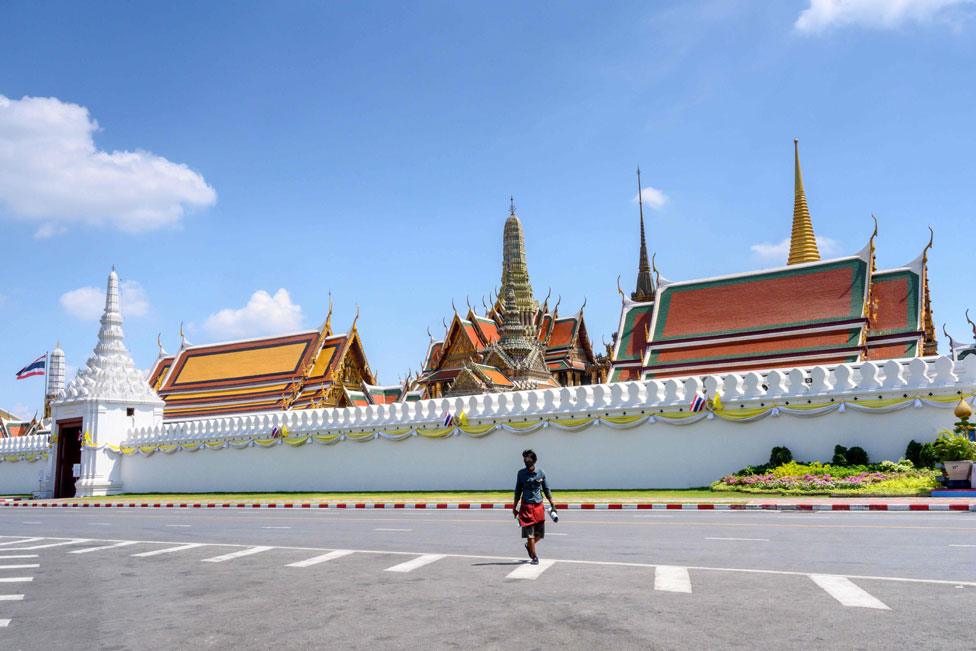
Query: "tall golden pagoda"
788 138 821 265
417 201 606 397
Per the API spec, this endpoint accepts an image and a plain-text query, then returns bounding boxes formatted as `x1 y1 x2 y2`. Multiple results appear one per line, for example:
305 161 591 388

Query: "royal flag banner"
16 354 46 380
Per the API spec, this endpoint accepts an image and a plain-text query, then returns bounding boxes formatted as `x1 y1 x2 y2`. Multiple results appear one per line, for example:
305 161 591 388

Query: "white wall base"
119 407 954 492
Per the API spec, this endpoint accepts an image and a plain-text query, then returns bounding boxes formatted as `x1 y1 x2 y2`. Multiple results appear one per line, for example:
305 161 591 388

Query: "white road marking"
810 574 890 610
261 526 291 530
0 578 32 583
70 541 140 554
374 528 411 532
7 533 975 590
132 543 204 558
21 521 41 525
949 544 976 547
384 554 445 573
0 565 38 570
287 550 355 568
0 555 36 560
655 565 692 593
507 559 555 579
0 619 9 628
5 539 88 550
705 537 770 542
89 523 112 526
165 525 191 528
0 538 42 547
202 546 274 563
0 595 24 601
547 533 569 536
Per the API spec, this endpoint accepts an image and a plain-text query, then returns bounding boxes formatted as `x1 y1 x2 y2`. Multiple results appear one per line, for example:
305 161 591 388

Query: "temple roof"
157 315 374 418
625 253 872 378
609 143 934 380
159 330 322 394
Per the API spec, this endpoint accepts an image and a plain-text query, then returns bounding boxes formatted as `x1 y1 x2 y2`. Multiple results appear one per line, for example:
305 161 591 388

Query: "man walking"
512 449 556 565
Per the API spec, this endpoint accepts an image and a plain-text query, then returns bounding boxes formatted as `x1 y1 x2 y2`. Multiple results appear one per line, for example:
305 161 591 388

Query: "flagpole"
42 351 50 420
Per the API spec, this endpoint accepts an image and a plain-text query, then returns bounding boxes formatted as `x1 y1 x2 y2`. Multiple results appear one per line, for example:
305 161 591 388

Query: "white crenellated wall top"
124 355 976 445
0 434 50 454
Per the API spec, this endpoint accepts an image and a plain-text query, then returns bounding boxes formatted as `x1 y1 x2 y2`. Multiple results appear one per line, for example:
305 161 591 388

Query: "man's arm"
542 473 555 509
512 473 523 516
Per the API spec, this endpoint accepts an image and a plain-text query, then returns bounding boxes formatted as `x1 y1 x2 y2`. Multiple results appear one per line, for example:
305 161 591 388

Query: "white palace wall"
0 435 48 495
3 355 974 494
119 406 954 492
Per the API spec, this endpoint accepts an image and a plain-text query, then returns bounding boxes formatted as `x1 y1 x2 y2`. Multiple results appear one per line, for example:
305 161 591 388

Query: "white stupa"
45 267 164 497
62 267 160 403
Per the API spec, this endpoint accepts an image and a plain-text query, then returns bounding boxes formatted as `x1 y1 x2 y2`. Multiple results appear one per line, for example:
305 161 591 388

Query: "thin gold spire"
632 166 655 301
788 139 820 265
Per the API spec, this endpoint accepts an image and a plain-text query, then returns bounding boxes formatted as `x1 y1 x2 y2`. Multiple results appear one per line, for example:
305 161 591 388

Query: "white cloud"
633 186 669 210
202 289 304 340
795 0 973 33
33 224 68 239
60 280 150 321
0 95 216 234
750 236 840 264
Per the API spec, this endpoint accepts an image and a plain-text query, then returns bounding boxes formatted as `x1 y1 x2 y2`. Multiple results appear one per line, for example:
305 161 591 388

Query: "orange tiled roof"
611 255 874 380
547 317 578 349
157 327 366 419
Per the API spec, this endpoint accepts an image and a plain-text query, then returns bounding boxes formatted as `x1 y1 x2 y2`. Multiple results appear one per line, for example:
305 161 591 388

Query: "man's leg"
526 536 537 560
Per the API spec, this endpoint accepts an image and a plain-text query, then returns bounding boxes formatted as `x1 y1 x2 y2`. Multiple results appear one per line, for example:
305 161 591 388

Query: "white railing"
0 434 50 454
122 355 976 446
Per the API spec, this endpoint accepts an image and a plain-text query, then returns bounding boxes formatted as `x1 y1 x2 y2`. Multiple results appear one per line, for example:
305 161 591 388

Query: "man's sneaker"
530 557 539 565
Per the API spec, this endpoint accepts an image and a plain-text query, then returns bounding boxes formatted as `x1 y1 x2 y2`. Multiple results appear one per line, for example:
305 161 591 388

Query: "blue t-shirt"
515 467 552 504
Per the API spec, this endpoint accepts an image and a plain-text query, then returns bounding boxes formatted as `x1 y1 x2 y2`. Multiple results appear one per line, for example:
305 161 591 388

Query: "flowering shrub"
713 458 938 495
720 470 895 491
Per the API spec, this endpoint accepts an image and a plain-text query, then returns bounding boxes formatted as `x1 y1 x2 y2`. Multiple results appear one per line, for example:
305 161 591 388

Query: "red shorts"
518 502 545 527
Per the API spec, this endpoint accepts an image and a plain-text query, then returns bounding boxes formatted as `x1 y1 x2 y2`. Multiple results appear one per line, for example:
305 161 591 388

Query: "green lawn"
45 489 747 503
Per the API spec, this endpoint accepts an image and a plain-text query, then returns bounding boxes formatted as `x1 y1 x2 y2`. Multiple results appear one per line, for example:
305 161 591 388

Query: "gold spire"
632 166 655 302
500 200 538 312
788 139 821 265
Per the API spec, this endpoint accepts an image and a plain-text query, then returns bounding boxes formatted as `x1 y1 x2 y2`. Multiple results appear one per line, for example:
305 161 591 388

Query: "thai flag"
15 354 46 380
689 392 706 413
442 411 453 427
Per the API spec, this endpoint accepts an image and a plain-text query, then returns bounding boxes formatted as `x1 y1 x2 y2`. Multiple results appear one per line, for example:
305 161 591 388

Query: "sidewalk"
3 495 975 511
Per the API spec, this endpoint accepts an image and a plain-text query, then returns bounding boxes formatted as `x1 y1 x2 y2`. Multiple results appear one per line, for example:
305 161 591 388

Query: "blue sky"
1 1 975 417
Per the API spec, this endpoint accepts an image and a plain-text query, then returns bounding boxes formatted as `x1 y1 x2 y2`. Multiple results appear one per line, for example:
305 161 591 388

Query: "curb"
1 501 974 512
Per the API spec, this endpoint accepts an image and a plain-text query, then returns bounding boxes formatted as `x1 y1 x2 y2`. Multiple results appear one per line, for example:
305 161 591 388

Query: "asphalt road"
1 508 975 650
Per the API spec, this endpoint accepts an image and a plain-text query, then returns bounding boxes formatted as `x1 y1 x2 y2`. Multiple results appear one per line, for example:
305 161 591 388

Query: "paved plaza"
1 507 975 649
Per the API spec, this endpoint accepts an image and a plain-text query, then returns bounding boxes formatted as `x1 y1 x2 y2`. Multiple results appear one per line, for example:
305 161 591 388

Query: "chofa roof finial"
179 322 191 349
923 225 934 263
